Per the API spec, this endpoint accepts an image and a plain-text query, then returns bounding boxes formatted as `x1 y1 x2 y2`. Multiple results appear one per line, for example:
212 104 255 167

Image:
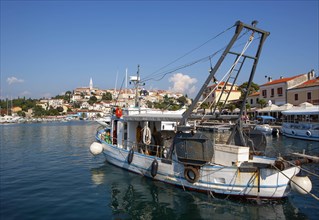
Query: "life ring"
143 126 152 145
184 166 200 183
306 130 311 137
128 149 134 164
115 107 122 118
151 159 158 177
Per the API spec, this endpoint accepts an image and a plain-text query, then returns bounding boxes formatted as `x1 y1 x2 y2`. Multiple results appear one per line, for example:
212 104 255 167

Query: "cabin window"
262 90 267 98
294 94 298 101
277 87 283 96
307 92 311 100
271 88 274 97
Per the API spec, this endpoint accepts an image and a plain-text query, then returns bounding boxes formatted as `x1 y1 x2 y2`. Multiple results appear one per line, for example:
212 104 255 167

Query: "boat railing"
121 140 172 159
283 122 319 130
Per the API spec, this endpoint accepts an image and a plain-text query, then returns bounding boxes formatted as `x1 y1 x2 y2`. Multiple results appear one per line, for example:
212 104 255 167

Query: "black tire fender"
151 159 158 178
128 149 134 164
184 166 200 183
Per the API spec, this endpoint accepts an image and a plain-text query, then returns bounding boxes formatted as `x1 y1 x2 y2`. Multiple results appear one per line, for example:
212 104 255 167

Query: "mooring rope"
278 157 319 178
272 164 319 201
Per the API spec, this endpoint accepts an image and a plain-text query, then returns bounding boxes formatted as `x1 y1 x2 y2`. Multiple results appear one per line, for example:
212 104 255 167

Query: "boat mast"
130 65 144 108
179 20 270 146
180 21 245 125
227 21 270 146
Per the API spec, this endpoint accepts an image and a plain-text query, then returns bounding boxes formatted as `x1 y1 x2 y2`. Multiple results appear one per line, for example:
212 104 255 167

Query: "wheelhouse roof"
123 113 182 122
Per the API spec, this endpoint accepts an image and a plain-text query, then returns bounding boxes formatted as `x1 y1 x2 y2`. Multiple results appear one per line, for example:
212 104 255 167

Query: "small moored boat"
281 102 319 141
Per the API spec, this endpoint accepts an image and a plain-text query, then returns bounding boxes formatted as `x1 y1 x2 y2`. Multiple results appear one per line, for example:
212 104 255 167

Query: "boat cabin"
256 115 276 125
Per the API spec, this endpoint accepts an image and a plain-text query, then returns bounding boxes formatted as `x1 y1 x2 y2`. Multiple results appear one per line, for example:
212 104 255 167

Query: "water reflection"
91 163 307 220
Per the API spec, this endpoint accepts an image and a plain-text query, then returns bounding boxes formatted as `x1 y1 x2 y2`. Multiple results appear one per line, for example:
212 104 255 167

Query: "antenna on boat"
129 65 145 108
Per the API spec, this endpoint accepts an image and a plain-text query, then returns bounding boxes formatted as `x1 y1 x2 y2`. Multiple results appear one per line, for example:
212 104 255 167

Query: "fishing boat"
281 102 319 141
90 21 317 200
95 115 111 127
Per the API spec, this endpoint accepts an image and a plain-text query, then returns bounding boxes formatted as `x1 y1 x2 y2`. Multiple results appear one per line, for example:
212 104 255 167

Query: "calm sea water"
1 121 318 220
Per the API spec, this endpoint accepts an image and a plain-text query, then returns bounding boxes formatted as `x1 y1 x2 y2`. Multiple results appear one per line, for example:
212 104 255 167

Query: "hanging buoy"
151 159 158 177
115 107 122 118
128 148 134 164
291 175 312 194
143 126 152 145
306 130 311 137
90 142 103 156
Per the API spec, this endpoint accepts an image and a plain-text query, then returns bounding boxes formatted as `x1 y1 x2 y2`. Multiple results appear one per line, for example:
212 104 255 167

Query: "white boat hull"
282 123 319 141
98 137 299 199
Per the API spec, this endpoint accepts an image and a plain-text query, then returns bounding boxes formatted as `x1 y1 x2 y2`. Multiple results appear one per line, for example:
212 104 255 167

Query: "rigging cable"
272 164 319 201
141 29 252 84
196 32 255 117
141 23 236 82
279 158 319 178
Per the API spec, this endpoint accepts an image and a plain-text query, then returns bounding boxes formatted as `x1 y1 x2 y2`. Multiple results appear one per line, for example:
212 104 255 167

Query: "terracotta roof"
249 91 260 96
207 81 236 88
261 74 304 86
218 81 232 86
292 77 319 89
215 89 240 93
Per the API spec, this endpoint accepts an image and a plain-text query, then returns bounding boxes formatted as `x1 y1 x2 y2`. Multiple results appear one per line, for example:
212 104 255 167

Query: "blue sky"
1 0 318 99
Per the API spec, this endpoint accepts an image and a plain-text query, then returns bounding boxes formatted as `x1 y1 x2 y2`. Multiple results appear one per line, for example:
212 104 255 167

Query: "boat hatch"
174 132 214 166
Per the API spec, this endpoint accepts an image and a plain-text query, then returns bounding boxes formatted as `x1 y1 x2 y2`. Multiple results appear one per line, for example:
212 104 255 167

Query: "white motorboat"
281 103 319 141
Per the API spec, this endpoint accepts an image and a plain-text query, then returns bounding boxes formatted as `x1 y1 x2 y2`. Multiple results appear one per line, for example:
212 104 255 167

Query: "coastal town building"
287 77 319 105
247 92 260 108
258 70 316 106
202 82 241 107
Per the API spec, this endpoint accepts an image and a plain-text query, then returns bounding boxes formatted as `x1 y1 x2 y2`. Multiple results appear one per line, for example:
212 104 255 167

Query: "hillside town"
1 69 318 123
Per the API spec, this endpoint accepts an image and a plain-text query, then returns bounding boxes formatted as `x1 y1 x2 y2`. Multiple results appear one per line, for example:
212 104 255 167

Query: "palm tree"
257 99 267 108
200 102 209 114
217 102 224 113
227 103 236 113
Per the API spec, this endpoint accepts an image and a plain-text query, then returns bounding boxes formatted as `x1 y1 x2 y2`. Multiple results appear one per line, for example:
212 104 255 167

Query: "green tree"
245 103 251 112
56 106 64 113
33 105 46 117
177 96 187 106
72 102 81 109
238 82 259 100
146 100 153 108
200 102 209 114
88 96 97 105
102 92 113 101
226 103 236 113
17 111 26 117
65 91 72 103
216 102 224 113
257 99 267 108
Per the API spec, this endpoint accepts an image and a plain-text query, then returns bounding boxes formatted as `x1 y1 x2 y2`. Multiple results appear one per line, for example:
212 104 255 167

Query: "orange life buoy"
115 107 122 118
